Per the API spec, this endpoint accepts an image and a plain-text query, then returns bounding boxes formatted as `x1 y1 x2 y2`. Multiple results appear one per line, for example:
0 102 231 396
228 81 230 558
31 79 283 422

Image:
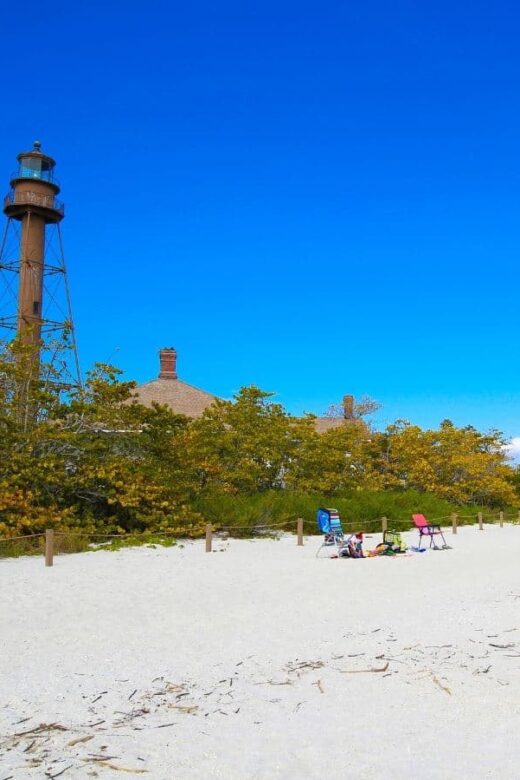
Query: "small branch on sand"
313 679 324 694
44 766 73 779
15 723 68 738
88 755 120 761
431 675 451 696
339 662 389 674
286 661 324 673
170 705 198 715
67 735 94 747
91 761 148 773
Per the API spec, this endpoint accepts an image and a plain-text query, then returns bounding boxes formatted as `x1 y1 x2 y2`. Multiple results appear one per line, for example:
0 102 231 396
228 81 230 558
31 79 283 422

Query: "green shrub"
193 490 517 535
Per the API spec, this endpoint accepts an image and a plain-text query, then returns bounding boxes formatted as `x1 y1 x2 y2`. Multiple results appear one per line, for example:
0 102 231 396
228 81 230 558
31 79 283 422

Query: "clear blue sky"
1 1 519 444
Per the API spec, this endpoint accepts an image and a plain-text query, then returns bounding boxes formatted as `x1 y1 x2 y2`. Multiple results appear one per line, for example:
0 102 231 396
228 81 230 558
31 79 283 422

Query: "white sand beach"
1 524 519 779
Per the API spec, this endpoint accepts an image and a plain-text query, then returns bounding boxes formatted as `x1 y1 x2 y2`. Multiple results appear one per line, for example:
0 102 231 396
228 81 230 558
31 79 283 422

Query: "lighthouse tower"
0 142 80 389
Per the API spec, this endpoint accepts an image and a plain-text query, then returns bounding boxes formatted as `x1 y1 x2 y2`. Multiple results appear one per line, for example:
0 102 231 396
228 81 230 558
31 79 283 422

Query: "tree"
285 420 377 494
0 349 200 536
324 395 381 421
186 386 307 494
376 419 516 505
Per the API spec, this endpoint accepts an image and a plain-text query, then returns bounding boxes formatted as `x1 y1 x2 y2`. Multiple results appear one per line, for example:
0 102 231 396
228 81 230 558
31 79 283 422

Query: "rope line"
0 533 45 542
52 530 179 539
1 512 519 544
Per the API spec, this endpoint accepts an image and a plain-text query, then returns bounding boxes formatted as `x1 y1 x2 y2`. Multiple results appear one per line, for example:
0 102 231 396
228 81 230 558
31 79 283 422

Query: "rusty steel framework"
0 141 81 392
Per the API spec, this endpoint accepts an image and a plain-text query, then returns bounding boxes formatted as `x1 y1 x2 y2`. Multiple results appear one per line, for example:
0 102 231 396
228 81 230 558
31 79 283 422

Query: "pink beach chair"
411 514 450 550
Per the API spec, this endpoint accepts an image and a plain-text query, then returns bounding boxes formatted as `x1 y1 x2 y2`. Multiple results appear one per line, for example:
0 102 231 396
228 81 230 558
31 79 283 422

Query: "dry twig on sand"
67 735 94 747
285 660 324 673
339 662 390 674
431 675 452 695
169 704 198 715
90 760 148 773
44 765 73 779
418 671 452 695
15 723 68 738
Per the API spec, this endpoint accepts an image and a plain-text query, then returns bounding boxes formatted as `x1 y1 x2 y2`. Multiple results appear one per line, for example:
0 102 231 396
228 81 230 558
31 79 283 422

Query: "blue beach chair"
316 507 345 557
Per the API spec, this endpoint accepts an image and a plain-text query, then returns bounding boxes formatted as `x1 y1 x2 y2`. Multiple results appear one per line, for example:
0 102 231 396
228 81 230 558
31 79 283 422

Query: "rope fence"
0 532 45 542
0 533 45 559
0 508 519 562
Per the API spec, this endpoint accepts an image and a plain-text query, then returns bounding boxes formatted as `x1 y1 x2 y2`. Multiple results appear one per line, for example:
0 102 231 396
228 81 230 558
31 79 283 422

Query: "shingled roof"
132 348 219 417
313 417 348 433
133 349 358 431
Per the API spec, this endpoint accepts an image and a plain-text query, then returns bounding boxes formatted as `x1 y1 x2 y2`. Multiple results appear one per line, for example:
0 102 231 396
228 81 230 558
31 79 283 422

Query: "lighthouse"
0 142 80 390
3 141 64 355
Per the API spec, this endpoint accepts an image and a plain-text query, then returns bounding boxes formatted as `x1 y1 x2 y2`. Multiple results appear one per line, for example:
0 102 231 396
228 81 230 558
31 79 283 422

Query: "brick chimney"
159 347 177 379
343 394 354 420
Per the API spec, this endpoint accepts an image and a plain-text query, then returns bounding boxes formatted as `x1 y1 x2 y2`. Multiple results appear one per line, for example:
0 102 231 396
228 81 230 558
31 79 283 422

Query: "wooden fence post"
297 517 304 546
45 529 54 567
478 512 483 531
381 517 388 534
205 524 212 553
451 513 458 534
499 510 504 528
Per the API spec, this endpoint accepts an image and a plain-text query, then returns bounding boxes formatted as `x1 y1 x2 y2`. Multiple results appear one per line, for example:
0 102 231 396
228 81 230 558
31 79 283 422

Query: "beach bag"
383 529 407 553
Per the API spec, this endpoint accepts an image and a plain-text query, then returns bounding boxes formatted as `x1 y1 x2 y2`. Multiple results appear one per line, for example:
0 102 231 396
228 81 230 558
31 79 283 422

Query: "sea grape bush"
0 340 517 538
